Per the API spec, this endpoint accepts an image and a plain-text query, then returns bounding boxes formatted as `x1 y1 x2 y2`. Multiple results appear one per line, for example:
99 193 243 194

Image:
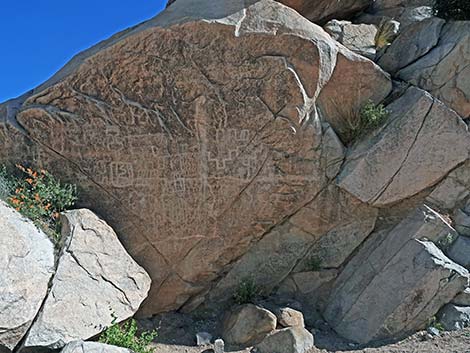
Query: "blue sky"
0 1 167 102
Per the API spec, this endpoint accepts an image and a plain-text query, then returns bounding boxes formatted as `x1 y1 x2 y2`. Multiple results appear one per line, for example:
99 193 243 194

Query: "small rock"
275 308 305 328
222 304 276 347
214 339 224 353
427 326 440 336
453 288 470 306
324 20 377 59
256 327 314 353
438 304 470 331
196 332 212 346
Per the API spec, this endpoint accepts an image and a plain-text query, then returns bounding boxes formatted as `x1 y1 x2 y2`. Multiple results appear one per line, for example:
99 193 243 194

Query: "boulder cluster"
1 0 470 352
0 202 151 352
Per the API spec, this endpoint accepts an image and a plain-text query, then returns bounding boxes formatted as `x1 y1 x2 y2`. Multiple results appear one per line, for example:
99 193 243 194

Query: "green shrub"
234 277 259 305
427 316 445 331
1 164 77 241
346 101 389 143
99 318 157 353
436 232 457 250
434 0 470 20
306 256 322 272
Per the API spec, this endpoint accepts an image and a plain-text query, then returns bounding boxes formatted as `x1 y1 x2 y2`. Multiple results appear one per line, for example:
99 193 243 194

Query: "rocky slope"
1 0 470 351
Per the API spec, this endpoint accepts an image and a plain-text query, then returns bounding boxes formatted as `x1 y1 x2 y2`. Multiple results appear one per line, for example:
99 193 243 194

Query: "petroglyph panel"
0 2 390 315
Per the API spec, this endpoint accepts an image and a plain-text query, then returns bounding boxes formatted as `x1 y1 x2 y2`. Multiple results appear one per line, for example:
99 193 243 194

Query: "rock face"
0 201 55 353
61 341 133 353
337 87 469 207
398 22 470 118
222 304 277 347
377 17 445 74
324 206 470 344
22 209 151 351
256 327 314 353
0 0 391 316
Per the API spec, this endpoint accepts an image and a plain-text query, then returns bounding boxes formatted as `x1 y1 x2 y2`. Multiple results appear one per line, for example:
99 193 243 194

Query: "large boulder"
0 201 55 353
398 22 470 119
21 209 151 351
0 0 390 316
222 304 277 347
324 205 470 344
337 87 470 207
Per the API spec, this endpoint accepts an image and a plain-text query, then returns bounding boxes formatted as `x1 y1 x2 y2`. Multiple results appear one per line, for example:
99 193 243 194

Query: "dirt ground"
150 329 470 353
141 312 470 353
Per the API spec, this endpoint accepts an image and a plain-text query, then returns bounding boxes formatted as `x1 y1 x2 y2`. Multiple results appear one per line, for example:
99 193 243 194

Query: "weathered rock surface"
22 209 151 351
337 87 469 207
0 201 55 353
61 341 133 353
399 22 470 119
324 20 377 59
0 0 391 316
256 327 314 353
222 304 276 347
377 17 445 74
210 185 377 302
324 205 470 344
277 270 338 298
447 236 470 269
438 304 470 331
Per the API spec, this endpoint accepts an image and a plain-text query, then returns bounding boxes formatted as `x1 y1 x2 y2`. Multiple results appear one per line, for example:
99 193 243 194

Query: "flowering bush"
2 164 77 241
